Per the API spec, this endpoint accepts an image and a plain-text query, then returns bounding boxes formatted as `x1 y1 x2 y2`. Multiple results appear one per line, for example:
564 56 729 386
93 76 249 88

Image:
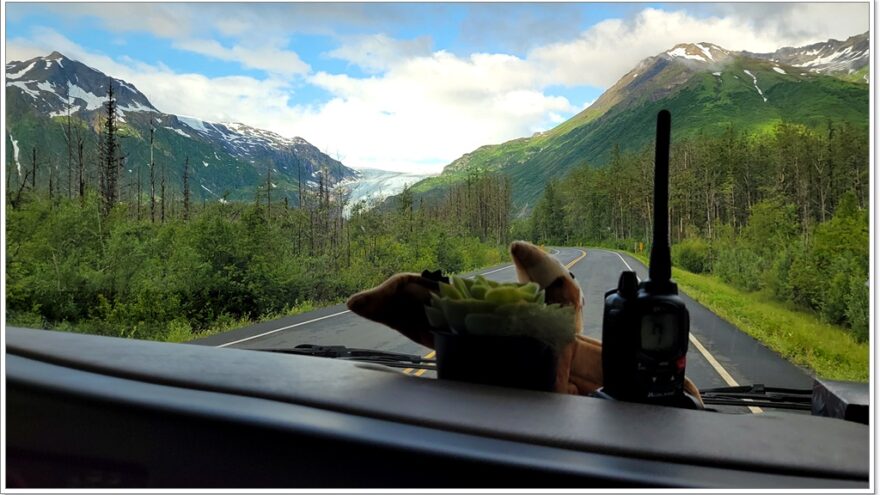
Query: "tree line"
523 121 869 340
6 81 515 341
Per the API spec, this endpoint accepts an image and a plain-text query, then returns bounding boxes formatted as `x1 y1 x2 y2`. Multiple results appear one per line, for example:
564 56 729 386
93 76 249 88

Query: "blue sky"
5 2 869 173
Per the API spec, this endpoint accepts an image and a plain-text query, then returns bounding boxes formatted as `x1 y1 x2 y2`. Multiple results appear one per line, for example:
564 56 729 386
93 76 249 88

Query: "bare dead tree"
77 133 85 206
150 117 156 222
266 165 271 219
63 84 73 199
136 162 142 220
160 161 166 223
31 147 37 191
183 156 190 221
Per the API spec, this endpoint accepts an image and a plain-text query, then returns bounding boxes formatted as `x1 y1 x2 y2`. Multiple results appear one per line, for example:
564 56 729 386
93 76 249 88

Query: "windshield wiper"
251 344 437 370
699 384 812 411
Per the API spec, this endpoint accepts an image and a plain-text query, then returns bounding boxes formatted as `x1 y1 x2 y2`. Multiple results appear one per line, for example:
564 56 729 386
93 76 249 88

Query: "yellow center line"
404 350 436 375
413 350 436 376
565 249 587 269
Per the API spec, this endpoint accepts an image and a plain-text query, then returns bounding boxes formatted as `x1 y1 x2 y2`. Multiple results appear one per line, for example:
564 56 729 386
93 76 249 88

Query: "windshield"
5 2 869 414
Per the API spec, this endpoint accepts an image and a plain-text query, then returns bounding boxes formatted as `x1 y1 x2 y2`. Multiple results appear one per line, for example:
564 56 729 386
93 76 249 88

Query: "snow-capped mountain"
746 32 869 81
662 42 734 64
5 52 359 202
6 51 157 119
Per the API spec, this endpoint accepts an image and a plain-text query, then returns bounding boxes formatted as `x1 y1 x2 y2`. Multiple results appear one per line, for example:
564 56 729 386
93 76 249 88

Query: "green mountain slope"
408 39 869 212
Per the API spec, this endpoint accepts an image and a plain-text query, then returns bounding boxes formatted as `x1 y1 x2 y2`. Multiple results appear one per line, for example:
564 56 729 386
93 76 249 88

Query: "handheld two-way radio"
599 110 697 408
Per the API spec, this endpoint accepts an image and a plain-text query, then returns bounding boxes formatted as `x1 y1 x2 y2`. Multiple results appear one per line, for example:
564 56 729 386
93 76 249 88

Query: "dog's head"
346 241 583 348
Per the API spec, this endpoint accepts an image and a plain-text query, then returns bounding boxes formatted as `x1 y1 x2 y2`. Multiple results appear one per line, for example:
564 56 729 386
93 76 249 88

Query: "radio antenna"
649 110 672 288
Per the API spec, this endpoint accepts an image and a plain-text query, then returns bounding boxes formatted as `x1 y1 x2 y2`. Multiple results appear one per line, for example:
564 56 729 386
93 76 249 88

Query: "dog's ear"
510 241 583 332
510 241 583 307
346 273 438 349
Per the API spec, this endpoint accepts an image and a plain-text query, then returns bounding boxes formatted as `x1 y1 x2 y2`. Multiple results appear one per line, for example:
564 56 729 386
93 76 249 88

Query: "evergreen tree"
98 79 120 215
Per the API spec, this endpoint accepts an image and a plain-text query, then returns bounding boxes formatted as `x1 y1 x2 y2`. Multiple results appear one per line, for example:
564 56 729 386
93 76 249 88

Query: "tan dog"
347 241 702 404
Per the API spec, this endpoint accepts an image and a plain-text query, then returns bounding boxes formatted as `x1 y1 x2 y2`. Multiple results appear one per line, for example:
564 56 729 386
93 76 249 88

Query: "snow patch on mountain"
772 67 786 74
7 61 36 80
743 70 767 102
66 82 105 110
119 100 156 113
48 108 76 118
36 81 66 102
696 43 715 61
166 127 191 138
117 80 136 93
6 81 40 99
667 47 706 61
9 133 21 178
179 115 209 133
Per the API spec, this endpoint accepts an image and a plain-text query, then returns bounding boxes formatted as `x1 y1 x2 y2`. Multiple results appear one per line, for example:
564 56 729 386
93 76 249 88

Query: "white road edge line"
476 265 513 276
612 251 634 271
688 334 763 414
607 249 763 414
216 310 352 347
217 249 574 348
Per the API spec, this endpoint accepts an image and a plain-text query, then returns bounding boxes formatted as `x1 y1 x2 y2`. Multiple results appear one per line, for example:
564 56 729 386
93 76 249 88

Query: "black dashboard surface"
6 327 870 488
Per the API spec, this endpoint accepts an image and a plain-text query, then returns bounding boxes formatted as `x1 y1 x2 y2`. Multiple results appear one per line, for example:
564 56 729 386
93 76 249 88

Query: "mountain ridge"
5 52 359 203
405 32 870 211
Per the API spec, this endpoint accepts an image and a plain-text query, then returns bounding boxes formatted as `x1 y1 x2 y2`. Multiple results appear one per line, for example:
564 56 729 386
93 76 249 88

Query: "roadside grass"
625 251 868 382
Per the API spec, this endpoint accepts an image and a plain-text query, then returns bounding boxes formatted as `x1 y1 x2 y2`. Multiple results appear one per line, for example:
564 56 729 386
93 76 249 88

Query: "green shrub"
820 256 861 325
672 237 710 273
787 245 823 309
763 249 794 301
846 274 869 342
712 246 763 292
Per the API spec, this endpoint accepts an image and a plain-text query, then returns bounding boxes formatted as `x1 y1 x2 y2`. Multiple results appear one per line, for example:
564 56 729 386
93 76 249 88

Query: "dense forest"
522 121 869 341
6 178 513 342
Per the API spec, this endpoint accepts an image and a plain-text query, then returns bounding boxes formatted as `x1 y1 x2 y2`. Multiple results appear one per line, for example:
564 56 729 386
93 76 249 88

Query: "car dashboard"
5 327 870 488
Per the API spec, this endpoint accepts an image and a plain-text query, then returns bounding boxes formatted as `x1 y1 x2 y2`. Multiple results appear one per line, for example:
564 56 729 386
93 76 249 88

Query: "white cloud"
282 50 577 172
172 39 310 76
527 6 869 88
326 33 432 73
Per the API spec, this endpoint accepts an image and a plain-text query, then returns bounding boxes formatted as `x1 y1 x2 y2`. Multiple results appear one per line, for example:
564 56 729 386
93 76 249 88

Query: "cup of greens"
425 275 577 391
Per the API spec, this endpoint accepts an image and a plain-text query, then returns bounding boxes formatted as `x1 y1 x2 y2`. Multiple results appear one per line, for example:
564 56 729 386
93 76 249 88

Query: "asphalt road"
190 247 814 410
